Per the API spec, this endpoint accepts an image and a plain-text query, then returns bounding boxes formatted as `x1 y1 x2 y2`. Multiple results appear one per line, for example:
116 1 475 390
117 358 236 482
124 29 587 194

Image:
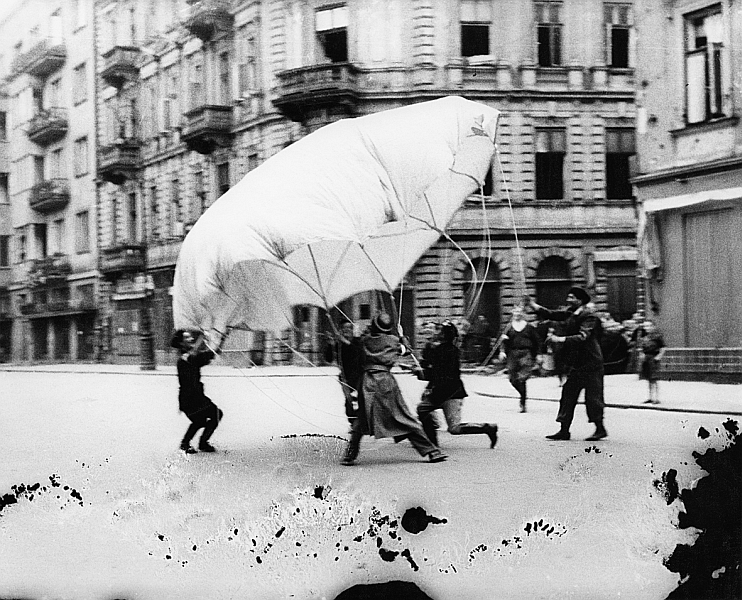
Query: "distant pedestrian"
525 287 607 441
171 329 225 454
499 306 540 412
416 321 499 448
324 319 364 427
341 313 447 465
639 320 666 404
470 314 494 364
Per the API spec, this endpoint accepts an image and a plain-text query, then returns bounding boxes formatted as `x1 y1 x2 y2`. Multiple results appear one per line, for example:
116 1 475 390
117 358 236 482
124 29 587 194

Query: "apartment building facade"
1 0 639 365
0 0 99 363
633 0 742 381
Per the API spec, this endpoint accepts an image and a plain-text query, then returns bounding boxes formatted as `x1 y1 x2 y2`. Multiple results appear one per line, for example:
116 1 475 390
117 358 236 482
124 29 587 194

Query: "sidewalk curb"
474 390 742 416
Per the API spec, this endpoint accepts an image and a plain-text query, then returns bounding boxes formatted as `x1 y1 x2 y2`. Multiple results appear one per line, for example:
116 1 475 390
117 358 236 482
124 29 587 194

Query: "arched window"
463 257 500 333
536 256 572 309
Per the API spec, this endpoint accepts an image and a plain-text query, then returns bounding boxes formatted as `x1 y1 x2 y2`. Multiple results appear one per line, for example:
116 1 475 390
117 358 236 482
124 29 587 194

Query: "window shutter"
232 63 241 100
686 52 706 123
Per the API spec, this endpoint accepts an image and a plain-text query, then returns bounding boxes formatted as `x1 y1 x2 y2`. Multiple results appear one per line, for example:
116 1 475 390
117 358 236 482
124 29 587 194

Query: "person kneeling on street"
171 328 225 454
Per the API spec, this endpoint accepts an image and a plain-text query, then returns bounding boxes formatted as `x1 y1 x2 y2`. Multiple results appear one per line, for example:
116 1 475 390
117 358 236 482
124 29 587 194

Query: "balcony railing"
273 63 361 122
28 255 72 288
99 139 141 184
11 38 66 78
184 0 233 41
181 104 233 154
26 107 68 146
101 46 141 89
100 244 145 276
30 178 70 213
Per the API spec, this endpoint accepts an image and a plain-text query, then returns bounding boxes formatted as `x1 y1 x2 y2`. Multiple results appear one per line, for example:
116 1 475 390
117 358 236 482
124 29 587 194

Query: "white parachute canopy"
173 96 500 338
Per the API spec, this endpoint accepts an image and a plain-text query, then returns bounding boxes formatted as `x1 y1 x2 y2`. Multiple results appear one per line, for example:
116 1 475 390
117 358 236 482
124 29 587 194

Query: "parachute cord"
497 145 527 299
225 346 349 433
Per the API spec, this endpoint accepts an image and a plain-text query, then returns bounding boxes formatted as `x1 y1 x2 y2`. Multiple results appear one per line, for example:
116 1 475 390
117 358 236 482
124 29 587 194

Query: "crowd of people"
167 286 664 460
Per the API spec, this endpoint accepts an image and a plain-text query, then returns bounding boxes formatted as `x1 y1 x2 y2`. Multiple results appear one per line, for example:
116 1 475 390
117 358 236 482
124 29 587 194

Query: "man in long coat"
526 287 607 441
341 313 447 465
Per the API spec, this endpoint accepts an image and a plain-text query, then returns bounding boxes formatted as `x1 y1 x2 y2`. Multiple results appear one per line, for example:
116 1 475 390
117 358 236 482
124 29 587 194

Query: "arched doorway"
462 258 500 362
535 256 572 309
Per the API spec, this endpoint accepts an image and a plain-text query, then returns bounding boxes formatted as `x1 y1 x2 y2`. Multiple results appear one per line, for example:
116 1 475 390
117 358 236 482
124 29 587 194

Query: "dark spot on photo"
401 507 447 534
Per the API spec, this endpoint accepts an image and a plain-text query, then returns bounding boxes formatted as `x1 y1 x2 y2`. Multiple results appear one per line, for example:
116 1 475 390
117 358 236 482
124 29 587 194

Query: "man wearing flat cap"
525 287 607 441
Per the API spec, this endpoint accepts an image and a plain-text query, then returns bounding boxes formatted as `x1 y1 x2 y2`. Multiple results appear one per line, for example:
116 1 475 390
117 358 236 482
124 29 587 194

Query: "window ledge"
670 115 739 137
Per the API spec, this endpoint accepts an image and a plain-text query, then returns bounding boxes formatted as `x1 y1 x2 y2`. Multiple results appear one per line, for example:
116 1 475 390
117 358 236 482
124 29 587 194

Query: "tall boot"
198 418 219 452
457 423 498 448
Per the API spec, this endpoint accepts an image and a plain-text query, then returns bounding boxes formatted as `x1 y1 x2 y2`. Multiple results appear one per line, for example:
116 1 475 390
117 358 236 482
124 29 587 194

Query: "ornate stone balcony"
184 0 233 42
26 107 68 146
99 139 141 184
30 178 70 213
100 244 145 277
11 38 66 78
101 46 141 89
181 105 233 154
273 63 361 122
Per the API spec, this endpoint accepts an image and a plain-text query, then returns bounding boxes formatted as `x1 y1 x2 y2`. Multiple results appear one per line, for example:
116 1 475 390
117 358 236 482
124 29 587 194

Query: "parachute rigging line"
497 145 527 298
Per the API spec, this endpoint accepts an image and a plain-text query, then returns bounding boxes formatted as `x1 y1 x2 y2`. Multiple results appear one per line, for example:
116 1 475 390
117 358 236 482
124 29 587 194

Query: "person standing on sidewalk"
171 329 225 454
499 306 540 412
525 287 607 441
341 313 447 465
416 321 499 448
639 320 666 405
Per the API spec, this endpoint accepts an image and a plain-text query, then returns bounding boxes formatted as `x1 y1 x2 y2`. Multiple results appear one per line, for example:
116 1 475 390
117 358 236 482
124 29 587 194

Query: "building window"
0 235 9 267
316 5 348 63
15 228 27 263
0 111 6 140
73 63 87 105
0 173 8 204
605 3 632 68
48 78 62 108
194 170 206 217
149 185 160 241
605 128 635 199
74 137 88 176
75 211 90 254
685 6 724 124
34 223 47 259
535 2 562 67
461 0 491 57
535 128 566 200
73 0 87 28
189 57 204 111
535 256 572 309
52 219 64 255
128 192 137 241
50 148 63 179
217 162 230 198
171 179 183 237
219 51 230 105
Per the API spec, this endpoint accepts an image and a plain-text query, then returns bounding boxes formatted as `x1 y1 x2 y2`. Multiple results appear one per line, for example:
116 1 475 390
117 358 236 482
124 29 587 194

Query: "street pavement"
0 362 739 600
2 360 739 415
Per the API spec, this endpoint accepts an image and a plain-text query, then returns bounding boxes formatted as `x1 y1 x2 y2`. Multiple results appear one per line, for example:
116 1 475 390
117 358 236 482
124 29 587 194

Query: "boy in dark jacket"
171 329 224 454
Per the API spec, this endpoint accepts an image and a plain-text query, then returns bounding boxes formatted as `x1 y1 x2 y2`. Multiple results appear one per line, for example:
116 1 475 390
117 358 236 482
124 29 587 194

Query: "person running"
341 313 447 466
171 329 225 454
638 320 666 404
324 319 364 427
499 306 540 412
525 287 607 441
416 321 499 448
